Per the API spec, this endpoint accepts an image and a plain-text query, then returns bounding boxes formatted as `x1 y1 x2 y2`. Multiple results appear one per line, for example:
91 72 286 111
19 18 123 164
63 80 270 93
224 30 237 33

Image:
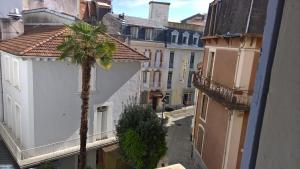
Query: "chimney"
0 8 24 41
148 1 170 25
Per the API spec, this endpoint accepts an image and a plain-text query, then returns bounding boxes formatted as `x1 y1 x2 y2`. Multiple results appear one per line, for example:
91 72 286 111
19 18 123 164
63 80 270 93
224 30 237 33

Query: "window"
6 96 12 129
171 30 179 43
4 56 9 81
171 35 177 43
140 91 148 104
200 95 209 121
153 71 161 87
78 66 96 91
154 50 162 68
167 71 173 89
183 92 193 105
95 105 109 139
169 51 174 68
130 26 139 39
15 103 21 140
190 52 195 69
197 125 205 156
164 92 171 105
206 52 215 78
187 71 194 88
9 57 13 83
193 33 200 45
143 49 151 67
142 71 147 83
182 31 189 45
183 36 188 44
145 28 153 40
13 59 20 88
193 37 198 45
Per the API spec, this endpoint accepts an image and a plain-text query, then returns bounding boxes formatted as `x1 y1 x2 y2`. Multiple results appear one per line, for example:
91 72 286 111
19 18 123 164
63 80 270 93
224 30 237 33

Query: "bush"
116 105 167 169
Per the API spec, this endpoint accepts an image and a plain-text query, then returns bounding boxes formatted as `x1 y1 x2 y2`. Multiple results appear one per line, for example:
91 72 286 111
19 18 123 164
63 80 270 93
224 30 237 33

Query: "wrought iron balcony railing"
193 73 251 111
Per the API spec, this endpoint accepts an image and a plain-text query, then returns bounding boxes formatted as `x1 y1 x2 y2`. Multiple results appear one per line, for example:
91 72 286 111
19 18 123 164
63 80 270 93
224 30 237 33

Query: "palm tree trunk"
79 58 92 169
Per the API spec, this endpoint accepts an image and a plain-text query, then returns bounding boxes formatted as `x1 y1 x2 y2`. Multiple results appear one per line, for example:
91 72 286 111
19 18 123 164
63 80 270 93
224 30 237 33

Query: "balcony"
0 123 116 168
193 73 251 111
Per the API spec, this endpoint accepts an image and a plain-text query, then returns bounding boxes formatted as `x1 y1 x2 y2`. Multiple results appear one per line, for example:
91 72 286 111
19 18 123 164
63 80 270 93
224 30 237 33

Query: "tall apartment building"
0 1 147 169
192 0 268 169
102 1 204 110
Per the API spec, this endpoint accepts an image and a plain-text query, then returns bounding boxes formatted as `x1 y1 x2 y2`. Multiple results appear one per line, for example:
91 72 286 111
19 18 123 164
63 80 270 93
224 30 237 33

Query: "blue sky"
112 0 211 22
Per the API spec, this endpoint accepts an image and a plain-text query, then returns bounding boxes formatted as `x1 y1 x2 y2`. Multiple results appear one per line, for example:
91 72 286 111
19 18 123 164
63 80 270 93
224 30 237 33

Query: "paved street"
166 116 195 169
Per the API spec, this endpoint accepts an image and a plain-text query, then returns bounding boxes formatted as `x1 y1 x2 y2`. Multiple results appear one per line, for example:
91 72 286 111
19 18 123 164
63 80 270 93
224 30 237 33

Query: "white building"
0 7 147 169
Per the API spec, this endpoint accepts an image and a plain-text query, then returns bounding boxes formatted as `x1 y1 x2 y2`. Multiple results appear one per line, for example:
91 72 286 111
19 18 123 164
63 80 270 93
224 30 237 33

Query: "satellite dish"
8 8 22 20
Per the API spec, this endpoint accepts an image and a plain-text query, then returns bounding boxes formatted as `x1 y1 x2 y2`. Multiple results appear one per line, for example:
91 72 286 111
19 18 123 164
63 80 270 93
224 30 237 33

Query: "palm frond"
58 21 116 68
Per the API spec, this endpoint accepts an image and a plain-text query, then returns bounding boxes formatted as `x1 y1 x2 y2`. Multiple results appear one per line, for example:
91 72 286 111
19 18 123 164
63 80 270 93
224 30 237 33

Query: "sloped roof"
204 0 268 37
0 25 147 60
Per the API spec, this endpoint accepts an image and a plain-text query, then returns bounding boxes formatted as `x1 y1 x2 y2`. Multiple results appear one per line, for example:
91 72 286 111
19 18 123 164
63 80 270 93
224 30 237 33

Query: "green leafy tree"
58 22 116 169
116 105 167 169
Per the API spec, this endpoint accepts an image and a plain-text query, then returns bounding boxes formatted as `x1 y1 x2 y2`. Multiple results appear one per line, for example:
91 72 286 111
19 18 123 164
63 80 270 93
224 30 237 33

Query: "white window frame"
142 71 147 84
182 31 189 45
78 66 96 92
197 124 205 157
14 102 21 141
130 26 139 39
6 95 12 129
12 58 20 89
206 49 216 79
4 56 9 81
171 30 179 44
199 93 209 122
145 28 153 41
8 57 13 84
193 33 200 46
93 102 113 140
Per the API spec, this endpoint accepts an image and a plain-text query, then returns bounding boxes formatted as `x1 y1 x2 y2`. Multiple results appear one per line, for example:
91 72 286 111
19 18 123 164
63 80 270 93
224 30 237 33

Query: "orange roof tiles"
0 25 147 61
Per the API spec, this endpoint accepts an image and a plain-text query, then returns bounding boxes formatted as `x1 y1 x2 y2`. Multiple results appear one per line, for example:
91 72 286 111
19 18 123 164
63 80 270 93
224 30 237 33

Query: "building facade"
102 1 204 110
192 0 268 169
0 5 147 169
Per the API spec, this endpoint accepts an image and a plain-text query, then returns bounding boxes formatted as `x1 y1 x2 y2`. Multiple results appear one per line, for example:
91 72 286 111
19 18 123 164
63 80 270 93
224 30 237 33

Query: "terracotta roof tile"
0 25 147 61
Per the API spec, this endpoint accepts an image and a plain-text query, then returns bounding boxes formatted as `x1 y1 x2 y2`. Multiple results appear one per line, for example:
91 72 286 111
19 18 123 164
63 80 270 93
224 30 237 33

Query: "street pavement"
163 106 202 169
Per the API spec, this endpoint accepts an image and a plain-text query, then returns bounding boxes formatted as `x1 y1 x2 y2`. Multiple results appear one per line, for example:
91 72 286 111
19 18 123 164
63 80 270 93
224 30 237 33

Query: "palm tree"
58 22 116 169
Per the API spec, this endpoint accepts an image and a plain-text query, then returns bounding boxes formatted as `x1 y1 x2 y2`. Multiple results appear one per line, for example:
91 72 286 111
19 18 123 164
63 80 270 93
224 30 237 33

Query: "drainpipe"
245 0 255 33
0 52 4 123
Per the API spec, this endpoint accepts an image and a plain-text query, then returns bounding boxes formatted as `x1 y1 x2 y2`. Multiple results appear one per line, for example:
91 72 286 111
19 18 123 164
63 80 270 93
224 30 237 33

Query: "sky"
112 0 211 22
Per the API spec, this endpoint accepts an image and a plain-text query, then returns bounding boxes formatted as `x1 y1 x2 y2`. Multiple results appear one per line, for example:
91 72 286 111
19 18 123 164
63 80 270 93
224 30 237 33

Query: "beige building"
192 0 268 169
102 1 204 110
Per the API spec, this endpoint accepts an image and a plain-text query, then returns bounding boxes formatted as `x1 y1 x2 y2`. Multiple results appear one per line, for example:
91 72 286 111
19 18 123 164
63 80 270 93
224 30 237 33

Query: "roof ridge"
102 33 148 60
21 27 67 55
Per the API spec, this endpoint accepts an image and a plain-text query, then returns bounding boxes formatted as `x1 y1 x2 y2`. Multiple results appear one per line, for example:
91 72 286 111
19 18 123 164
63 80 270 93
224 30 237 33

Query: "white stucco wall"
31 60 141 147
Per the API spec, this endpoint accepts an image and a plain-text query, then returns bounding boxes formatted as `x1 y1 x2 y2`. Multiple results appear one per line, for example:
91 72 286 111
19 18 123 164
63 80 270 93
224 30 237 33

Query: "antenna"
8 8 22 20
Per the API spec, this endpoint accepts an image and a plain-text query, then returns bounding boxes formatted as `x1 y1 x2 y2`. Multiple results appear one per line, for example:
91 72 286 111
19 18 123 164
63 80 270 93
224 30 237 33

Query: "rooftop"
0 25 147 61
204 0 268 37
108 13 165 29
